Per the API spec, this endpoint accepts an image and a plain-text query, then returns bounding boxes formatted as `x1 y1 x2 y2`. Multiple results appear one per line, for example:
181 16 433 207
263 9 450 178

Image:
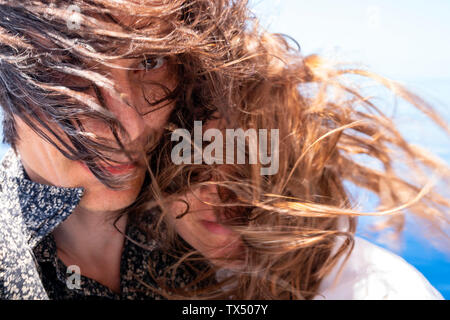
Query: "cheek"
142 101 175 131
173 215 237 257
138 67 178 128
169 214 198 246
17 128 82 186
15 116 105 188
76 116 111 138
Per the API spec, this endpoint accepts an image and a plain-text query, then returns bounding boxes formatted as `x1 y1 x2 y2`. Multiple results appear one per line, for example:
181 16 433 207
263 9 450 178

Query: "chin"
78 181 142 212
79 193 138 212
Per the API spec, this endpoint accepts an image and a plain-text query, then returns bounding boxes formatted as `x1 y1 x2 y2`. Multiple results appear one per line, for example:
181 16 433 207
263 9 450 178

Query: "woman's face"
15 55 178 213
165 117 245 267
166 183 243 267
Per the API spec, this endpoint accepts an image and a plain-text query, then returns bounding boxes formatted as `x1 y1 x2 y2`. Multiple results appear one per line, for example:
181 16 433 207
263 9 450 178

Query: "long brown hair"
0 0 232 188
1 0 448 299
130 2 450 299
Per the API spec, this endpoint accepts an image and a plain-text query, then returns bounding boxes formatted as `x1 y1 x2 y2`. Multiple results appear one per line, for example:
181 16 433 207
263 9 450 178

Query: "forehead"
77 12 167 67
90 8 174 33
110 15 160 30
83 9 175 56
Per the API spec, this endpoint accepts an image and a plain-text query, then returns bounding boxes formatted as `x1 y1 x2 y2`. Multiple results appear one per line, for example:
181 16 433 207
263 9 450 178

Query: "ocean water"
0 78 449 298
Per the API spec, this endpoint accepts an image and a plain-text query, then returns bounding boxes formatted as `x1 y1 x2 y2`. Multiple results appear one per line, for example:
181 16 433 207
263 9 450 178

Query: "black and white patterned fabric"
0 148 205 300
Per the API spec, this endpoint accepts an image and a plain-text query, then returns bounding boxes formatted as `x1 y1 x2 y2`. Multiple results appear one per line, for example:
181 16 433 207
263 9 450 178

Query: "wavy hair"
1 0 448 299
130 1 450 299
0 0 230 188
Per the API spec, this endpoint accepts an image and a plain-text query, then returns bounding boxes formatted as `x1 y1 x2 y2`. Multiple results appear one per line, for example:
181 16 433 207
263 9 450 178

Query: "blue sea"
0 78 449 298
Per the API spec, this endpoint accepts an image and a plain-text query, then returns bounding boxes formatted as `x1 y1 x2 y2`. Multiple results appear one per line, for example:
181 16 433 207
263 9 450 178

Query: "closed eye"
67 85 92 92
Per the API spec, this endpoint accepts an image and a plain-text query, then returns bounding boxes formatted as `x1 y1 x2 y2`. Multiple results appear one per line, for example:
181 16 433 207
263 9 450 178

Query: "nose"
101 72 147 144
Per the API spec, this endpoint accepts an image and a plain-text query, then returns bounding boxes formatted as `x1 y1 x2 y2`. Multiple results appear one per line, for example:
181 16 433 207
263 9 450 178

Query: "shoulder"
0 148 49 299
314 236 443 300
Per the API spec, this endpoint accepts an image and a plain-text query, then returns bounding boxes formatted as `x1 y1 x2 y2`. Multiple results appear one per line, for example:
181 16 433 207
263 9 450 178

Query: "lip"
79 161 137 175
200 219 234 235
102 163 137 174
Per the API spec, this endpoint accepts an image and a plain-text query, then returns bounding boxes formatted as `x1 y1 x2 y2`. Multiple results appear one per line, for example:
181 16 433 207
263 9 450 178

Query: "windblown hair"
1 0 448 299
132 1 450 299
0 0 227 188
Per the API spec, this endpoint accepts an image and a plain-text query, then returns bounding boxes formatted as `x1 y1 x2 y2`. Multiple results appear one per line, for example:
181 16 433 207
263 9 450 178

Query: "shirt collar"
33 220 161 299
0 148 85 248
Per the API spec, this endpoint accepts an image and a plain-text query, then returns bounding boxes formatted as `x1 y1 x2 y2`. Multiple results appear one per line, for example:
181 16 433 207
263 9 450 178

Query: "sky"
249 0 450 80
248 0 450 298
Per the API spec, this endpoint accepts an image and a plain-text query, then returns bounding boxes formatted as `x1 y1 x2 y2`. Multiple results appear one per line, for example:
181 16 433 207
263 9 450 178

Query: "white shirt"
313 236 443 300
216 236 443 299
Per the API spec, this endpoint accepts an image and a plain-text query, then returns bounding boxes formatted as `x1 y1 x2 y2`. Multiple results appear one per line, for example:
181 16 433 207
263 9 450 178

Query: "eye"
63 78 93 92
139 56 166 71
67 85 92 92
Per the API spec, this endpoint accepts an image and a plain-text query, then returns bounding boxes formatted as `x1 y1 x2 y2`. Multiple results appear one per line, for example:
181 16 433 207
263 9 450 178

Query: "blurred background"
249 0 450 298
0 0 448 298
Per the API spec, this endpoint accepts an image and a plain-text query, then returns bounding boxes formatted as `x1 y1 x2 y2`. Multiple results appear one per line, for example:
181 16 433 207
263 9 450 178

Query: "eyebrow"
105 13 158 32
82 58 142 72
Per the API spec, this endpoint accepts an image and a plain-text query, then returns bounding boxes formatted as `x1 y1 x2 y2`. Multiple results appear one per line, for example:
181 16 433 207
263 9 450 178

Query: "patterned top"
0 148 204 300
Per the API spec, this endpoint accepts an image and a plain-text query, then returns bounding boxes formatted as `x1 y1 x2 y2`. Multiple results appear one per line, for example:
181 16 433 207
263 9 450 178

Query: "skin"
165 118 243 269
15 54 177 293
166 183 242 266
